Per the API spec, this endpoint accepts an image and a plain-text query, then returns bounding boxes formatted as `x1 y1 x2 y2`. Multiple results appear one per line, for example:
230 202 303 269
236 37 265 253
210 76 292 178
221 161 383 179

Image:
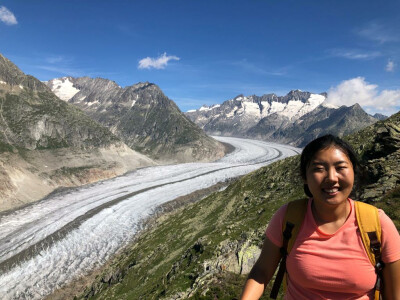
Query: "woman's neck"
311 199 350 234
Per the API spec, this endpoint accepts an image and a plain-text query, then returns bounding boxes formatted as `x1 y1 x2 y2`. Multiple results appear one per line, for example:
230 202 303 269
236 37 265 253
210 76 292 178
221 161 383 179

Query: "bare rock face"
46 77 226 163
346 111 400 203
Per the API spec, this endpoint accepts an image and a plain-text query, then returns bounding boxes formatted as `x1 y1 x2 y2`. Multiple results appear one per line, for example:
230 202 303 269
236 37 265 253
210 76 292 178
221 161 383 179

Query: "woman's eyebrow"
310 160 349 165
334 161 350 165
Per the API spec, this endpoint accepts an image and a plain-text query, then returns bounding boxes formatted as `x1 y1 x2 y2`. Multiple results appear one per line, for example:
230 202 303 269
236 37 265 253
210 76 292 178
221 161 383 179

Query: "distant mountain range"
45 77 226 162
186 90 385 147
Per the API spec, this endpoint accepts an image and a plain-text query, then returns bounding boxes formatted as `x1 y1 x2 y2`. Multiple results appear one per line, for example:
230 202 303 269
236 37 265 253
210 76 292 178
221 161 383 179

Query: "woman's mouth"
323 188 339 195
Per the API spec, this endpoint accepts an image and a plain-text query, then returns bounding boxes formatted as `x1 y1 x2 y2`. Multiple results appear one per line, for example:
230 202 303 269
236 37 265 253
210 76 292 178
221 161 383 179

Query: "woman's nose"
325 168 338 182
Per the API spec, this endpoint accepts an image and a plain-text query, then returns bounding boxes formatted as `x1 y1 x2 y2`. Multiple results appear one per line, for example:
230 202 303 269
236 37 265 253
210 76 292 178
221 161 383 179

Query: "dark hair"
300 134 362 197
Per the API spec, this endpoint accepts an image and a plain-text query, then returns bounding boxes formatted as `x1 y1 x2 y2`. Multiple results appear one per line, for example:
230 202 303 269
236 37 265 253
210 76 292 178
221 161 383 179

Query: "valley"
0 136 300 299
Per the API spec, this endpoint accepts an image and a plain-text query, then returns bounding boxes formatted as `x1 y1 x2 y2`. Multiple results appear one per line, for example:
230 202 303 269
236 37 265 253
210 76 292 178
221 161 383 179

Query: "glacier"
0 136 300 299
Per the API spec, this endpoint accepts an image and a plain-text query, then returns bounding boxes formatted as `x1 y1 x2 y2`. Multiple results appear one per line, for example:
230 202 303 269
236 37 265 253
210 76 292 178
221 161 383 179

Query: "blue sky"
1 0 399 115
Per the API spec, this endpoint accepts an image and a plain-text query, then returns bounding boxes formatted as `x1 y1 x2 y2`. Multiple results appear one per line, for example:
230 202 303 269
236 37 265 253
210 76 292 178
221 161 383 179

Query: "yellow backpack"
270 198 384 300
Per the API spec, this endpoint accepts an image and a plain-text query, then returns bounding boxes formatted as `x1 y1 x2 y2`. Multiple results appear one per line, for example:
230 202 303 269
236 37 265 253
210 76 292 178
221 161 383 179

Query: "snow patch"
307 94 326 107
281 94 326 120
269 101 286 114
226 110 236 118
199 106 212 111
260 101 271 117
50 78 80 101
279 100 304 119
87 100 100 107
242 102 261 118
131 94 139 107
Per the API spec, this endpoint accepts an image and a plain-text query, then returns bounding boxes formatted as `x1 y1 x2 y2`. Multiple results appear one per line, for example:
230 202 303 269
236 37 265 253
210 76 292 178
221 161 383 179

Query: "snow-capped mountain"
186 90 327 136
186 90 380 146
46 77 226 163
44 77 81 101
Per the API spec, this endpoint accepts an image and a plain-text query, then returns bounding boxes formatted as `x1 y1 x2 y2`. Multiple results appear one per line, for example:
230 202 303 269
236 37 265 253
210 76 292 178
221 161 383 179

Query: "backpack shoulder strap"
270 198 308 299
283 198 308 254
354 201 382 266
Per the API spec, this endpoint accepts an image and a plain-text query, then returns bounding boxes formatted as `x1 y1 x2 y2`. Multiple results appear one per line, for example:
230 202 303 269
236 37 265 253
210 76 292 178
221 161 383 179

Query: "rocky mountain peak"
233 94 245 101
259 93 279 103
0 53 49 93
0 54 25 84
130 81 153 90
372 113 388 121
72 77 120 93
283 90 312 103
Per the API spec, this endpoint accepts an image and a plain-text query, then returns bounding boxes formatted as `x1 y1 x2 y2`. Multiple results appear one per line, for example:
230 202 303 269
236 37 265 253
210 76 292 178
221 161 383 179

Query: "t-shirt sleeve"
265 204 288 247
379 209 400 264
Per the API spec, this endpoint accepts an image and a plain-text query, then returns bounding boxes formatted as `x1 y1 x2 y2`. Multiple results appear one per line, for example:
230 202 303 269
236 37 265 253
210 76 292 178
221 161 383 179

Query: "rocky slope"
46 77 226 163
70 110 400 299
268 103 379 147
186 91 380 147
0 54 155 211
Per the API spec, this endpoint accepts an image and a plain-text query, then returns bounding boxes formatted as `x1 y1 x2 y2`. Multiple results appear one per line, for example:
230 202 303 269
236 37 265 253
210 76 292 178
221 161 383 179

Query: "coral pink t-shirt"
266 199 400 300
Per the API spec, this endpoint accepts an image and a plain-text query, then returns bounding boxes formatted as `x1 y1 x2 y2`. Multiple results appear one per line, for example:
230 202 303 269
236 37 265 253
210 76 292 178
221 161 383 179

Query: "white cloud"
138 52 180 70
386 59 395 72
356 22 399 44
328 48 381 60
326 77 400 116
0 6 17 25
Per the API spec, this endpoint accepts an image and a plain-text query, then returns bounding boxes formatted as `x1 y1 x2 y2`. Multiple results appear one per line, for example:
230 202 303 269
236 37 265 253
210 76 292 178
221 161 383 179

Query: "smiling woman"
241 134 400 300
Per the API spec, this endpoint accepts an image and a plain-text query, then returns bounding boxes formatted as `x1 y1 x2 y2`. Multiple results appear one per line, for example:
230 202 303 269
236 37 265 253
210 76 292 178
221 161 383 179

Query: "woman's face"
305 146 354 207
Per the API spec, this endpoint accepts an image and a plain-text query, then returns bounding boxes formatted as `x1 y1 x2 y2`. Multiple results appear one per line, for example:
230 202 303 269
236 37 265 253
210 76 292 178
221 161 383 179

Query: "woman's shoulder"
376 208 400 263
377 208 399 233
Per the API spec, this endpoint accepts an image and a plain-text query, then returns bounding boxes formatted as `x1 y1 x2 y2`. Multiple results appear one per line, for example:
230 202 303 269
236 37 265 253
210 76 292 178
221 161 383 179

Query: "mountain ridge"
46 77 226 163
186 91 381 147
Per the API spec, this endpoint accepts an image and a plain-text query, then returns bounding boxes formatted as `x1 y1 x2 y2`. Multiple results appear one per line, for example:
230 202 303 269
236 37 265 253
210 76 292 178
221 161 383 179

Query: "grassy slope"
80 113 400 300
80 156 303 300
